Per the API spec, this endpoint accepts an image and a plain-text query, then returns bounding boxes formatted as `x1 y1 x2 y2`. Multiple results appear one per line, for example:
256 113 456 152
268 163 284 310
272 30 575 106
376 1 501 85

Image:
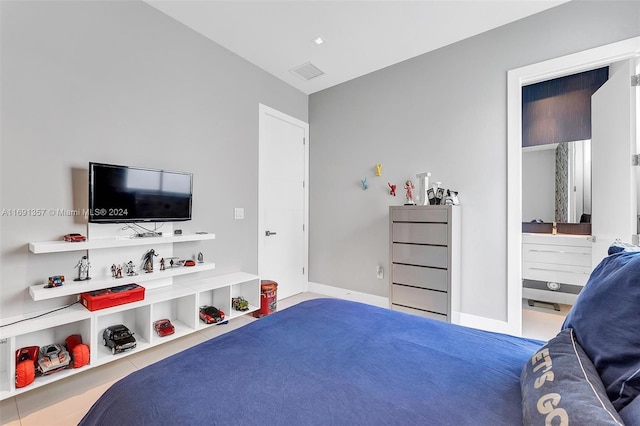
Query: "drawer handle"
528 249 590 255
528 267 590 274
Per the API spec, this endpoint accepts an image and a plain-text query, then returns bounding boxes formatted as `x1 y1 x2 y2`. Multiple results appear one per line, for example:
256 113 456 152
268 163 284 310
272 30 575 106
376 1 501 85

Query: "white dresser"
389 205 460 322
522 233 592 305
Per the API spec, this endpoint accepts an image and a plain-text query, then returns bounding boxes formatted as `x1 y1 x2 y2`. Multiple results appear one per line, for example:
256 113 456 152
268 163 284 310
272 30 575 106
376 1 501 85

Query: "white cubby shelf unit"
0 228 261 401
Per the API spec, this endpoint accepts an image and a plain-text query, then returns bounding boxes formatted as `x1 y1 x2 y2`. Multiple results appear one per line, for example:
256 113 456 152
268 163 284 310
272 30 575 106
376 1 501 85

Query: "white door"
591 59 638 265
258 104 308 301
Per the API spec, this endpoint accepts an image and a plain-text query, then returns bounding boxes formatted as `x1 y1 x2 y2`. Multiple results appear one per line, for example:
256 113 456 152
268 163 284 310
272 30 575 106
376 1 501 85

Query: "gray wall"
308 1 640 320
0 1 307 318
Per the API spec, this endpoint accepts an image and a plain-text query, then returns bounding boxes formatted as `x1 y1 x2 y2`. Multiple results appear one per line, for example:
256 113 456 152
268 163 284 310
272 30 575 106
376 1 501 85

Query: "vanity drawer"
392 284 448 315
523 261 591 286
523 243 592 267
392 264 448 292
391 208 448 223
392 243 448 268
392 223 448 245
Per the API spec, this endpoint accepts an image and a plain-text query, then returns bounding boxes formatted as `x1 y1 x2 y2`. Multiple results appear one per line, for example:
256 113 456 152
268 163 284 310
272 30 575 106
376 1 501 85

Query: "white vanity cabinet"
522 233 592 305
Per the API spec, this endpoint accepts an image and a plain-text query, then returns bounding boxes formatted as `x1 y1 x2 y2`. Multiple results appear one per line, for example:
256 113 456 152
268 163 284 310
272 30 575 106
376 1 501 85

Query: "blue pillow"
520 328 624 425
562 251 640 410
619 396 640 426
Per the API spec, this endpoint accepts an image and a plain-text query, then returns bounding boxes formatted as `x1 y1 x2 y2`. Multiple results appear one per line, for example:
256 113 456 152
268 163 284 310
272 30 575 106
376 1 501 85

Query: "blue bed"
80 298 542 425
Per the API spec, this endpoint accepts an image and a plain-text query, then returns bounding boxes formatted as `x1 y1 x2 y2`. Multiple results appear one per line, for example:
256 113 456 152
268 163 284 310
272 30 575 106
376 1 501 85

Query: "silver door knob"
265 230 277 236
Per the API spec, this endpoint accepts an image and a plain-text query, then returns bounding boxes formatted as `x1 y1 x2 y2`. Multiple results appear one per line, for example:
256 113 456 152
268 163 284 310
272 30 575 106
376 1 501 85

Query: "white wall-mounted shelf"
29 233 215 254
28 262 216 301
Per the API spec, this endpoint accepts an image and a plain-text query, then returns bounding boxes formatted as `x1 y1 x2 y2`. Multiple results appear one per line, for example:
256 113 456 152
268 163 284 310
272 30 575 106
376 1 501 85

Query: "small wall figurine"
197 252 204 263
111 264 117 277
74 255 91 281
404 180 415 205
375 164 382 176
115 265 123 278
143 249 158 273
361 177 368 190
160 258 165 271
388 182 396 196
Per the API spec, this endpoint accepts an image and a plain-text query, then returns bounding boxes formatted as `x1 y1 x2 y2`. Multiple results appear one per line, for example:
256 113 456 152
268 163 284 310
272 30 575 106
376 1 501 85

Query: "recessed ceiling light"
313 36 324 46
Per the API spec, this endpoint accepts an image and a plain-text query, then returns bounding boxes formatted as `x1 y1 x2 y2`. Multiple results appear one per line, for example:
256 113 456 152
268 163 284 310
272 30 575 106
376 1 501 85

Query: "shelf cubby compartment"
149 293 197 345
94 305 151 364
228 278 261 320
0 337 13 398
11 317 92 396
28 262 216 301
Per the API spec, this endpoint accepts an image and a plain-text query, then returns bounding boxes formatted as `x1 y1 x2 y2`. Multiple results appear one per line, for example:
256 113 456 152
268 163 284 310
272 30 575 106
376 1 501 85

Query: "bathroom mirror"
522 140 591 224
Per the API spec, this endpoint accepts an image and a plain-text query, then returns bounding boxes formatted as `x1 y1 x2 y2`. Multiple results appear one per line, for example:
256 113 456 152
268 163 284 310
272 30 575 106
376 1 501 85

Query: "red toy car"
64 233 86 242
153 319 175 337
199 306 225 324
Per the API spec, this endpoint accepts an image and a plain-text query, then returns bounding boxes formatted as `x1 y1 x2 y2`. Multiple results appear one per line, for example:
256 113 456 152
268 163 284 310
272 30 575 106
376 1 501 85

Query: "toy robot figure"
125 261 137 276
142 249 158 273
404 180 415 205
74 255 91 281
388 182 397 196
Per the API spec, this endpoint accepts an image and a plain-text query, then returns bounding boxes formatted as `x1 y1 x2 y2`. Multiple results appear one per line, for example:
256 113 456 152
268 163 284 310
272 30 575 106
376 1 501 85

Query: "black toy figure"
142 249 158 273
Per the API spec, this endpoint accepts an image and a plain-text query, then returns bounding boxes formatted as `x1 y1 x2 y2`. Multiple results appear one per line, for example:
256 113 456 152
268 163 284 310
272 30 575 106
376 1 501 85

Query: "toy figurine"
115 265 123 278
111 264 117 277
375 164 382 176
361 177 368 190
404 180 415 205
142 249 158 273
160 258 165 271
388 182 396 196
74 255 91 281
46 275 65 288
170 259 174 268
125 261 137 276
197 252 204 263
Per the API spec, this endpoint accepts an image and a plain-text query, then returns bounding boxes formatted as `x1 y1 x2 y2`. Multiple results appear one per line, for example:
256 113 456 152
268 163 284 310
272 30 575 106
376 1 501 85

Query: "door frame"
257 103 310 292
506 36 640 336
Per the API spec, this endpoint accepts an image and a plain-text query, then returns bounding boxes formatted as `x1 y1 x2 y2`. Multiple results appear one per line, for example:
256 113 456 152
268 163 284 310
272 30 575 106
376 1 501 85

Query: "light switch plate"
234 208 244 220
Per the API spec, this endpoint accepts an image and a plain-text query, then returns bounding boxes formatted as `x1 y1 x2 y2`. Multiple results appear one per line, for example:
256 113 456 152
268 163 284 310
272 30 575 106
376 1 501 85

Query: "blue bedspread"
80 298 542 425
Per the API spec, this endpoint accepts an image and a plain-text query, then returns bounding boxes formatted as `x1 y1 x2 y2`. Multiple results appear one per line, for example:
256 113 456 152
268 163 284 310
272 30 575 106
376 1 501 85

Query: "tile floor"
521 299 571 341
1 293 563 425
0 292 322 426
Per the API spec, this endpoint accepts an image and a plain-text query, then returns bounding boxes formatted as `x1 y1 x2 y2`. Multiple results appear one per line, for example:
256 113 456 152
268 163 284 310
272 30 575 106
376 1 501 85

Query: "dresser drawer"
523 243 591 267
392 223 448 245
523 261 591 286
391 304 448 322
392 264 448 292
391 208 448 223
391 284 448 315
392 243 448 268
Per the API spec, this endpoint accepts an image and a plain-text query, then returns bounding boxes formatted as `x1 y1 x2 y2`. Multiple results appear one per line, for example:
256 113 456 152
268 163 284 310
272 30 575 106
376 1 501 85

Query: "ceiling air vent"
290 62 324 81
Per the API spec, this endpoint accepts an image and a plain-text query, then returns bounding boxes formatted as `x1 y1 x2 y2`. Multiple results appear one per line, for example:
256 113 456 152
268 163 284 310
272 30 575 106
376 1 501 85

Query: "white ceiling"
146 0 568 95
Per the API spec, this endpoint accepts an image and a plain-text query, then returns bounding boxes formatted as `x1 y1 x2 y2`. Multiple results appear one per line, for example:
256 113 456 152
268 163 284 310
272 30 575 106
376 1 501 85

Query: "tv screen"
89 162 192 223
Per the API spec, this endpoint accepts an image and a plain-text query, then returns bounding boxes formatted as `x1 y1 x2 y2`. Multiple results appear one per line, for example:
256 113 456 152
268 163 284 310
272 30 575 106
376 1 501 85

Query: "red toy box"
80 284 145 311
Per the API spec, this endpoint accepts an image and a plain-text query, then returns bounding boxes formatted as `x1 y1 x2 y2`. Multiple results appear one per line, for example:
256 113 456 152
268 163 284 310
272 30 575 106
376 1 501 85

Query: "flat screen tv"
89 162 192 223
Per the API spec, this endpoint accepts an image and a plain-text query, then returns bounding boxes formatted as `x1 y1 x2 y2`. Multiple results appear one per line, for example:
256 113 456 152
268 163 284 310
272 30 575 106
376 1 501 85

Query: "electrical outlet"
234 208 244 220
376 265 384 279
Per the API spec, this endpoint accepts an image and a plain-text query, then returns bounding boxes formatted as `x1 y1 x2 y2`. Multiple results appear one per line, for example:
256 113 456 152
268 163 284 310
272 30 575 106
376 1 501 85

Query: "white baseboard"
306 282 519 336
453 311 518 336
306 281 389 308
